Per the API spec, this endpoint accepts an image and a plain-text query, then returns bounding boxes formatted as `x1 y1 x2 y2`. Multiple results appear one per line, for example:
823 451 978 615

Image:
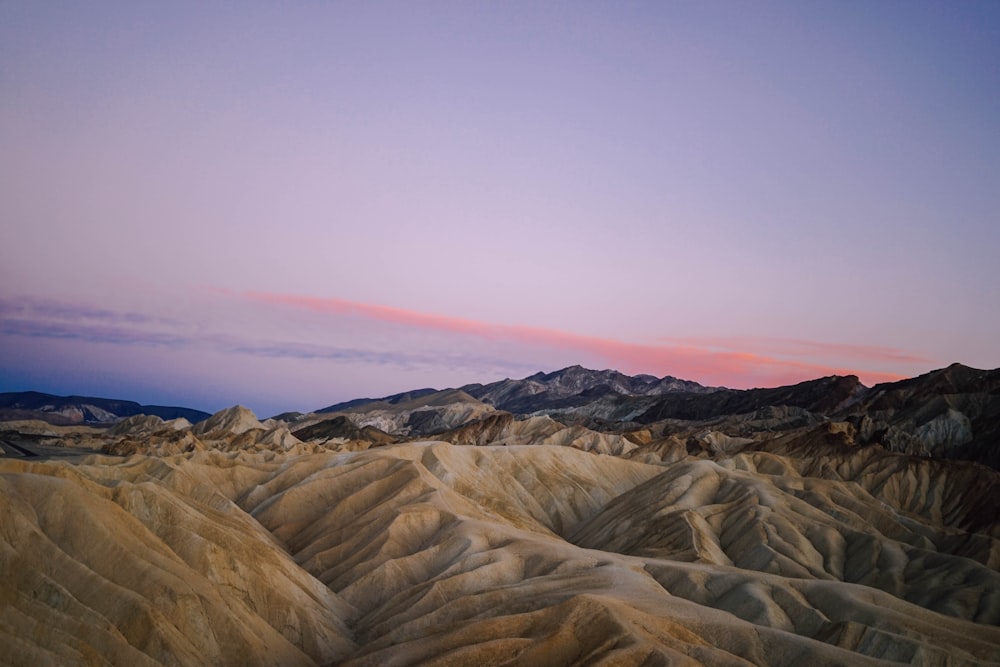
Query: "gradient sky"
2 1 998 416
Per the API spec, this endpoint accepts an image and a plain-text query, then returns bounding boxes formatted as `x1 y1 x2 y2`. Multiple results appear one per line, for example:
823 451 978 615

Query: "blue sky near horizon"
2 2 998 416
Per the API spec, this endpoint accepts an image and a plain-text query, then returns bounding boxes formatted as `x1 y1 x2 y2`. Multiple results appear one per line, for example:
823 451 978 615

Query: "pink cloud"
660 335 935 366
235 290 909 388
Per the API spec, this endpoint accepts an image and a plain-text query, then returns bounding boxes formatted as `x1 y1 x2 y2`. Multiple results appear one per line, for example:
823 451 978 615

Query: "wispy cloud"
0 296 192 348
2 291 922 390
659 335 936 366
0 315 191 348
0 297 177 328
229 340 538 378
234 290 914 387
0 297 381 361
0 294 536 380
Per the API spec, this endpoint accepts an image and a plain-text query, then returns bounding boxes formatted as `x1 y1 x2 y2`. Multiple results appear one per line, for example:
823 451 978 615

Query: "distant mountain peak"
460 365 716 414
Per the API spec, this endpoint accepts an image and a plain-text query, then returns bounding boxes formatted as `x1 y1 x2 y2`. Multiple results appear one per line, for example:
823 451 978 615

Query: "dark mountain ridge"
316 387 438 413
313 363 1000 469
5 363 998 468
633 374 868 423
460 364 716 413
0 391 211 425
843 363 1000 468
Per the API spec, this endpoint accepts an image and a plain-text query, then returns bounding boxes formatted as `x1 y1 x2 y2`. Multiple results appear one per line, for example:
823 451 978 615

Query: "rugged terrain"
1 364 998 666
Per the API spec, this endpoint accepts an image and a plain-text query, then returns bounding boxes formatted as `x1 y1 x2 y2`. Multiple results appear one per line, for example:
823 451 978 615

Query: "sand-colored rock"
99 407 332 457
434 413 638 455
192 405 267 437
0 457 356 666
316 389 498 437
108 414 193 436
2 434 998 665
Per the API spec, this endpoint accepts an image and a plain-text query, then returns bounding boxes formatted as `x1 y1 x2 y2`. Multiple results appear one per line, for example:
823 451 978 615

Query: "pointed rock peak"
192 405 264 436
941 362 985 381
533 366 582 381
537 365 599 383
108 414 165 436
562 365 606 377
915 362 994 393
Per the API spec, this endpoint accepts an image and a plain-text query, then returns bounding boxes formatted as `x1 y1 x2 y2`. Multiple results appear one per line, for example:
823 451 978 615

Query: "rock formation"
1 363 998 665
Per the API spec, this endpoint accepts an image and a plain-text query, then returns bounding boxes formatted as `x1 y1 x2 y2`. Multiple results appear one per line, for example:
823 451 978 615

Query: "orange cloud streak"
660 335 935 365
238 290 907 388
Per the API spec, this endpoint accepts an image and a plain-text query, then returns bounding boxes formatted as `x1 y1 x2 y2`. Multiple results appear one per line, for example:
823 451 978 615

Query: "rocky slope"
306 389 498 439
2 363 999 666
450 364 1000 470
461 364 716 414
2 440 997 666
842 363 1000 468
99 406 317 457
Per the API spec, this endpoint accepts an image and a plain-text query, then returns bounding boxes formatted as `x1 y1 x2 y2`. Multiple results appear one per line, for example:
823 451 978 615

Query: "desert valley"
1 364 998 666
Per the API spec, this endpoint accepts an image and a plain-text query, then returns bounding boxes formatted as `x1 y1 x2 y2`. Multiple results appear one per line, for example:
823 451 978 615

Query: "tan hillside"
2 436 998 665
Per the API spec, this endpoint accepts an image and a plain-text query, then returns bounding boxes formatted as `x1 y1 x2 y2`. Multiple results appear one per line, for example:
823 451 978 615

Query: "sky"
2 1 998 417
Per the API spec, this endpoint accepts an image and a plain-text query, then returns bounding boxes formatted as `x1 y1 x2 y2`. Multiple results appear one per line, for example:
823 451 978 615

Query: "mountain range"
301 362 1000 469
1 363 998 666
0 390 211 425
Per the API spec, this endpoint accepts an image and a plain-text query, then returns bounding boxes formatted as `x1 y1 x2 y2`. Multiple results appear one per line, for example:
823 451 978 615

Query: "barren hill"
1 364 999 665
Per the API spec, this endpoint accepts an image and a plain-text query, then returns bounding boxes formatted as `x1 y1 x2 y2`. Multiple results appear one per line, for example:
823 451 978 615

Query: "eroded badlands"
2 437 998 666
